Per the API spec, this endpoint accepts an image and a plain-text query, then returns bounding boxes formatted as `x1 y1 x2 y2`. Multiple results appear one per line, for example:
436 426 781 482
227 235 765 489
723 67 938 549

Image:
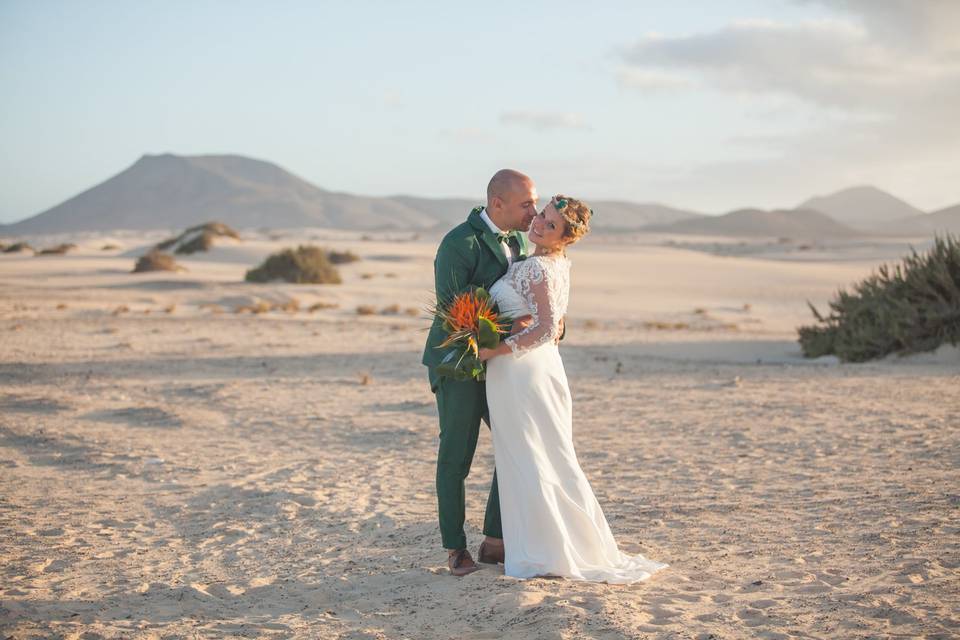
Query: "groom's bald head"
485 169 538 232
486 169 533 205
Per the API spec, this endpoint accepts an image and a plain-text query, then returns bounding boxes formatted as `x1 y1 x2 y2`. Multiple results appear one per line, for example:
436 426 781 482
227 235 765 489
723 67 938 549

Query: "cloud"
617 69 693 91
615 2 960 209
499 110 591 132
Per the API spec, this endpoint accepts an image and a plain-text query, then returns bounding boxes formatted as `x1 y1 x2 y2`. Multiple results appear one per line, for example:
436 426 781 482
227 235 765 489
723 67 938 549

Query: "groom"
422 169 538 576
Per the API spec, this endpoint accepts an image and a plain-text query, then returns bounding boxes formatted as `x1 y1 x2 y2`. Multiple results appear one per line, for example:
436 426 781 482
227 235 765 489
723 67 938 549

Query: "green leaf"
477 317 500 349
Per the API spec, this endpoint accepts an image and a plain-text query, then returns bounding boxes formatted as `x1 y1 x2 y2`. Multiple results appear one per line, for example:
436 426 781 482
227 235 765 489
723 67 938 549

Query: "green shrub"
245 245 342 284
799 234 960 361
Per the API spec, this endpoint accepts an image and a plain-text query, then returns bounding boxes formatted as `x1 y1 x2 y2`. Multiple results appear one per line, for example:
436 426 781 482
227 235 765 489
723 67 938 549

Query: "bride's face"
528 203 568 252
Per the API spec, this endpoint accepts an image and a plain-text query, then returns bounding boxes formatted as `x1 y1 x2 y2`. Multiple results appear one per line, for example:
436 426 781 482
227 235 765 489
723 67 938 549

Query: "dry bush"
245 245 341 284
157 222 240 255
164 304 177 314
3 242 34 254
404 307 419 317
36 243 77 256
133 250 184 273
584 319 599 329
359 373 372 385
693 307 707 315
56 303 68 310
356 305 377 315
308 301 339 312
112 305 130 315
381 303 401 315
360 273 375 280
384 272 397 278
328 250 360 264
644 321 690 331
101 243 121 251
279 299 300 313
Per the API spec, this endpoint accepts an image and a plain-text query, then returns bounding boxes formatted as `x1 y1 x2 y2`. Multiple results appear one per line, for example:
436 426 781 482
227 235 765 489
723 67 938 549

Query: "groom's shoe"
448 549 480 577
477 540 505 565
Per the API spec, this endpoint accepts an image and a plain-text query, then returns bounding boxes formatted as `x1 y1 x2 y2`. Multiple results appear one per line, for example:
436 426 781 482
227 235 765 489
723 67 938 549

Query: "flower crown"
552 196 592 232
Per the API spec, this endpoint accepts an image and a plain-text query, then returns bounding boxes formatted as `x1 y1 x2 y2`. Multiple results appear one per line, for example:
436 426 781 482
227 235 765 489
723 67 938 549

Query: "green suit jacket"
422 207 529 383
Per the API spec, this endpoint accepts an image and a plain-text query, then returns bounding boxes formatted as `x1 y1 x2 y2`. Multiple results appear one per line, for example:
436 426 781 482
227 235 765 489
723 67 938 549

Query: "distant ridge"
646 208 861 238
798 185 922 232
881 203 960 236
0 154 705 235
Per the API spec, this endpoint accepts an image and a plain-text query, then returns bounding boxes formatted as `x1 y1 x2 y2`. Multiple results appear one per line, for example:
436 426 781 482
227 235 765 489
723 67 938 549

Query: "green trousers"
431 372 502 550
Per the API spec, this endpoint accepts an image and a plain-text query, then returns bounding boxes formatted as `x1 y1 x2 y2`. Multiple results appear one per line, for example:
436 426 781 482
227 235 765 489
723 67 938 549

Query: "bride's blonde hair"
552 195 592 244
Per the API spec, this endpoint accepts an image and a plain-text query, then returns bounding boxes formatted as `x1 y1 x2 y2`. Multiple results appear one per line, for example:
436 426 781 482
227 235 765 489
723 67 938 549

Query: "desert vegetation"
157 221 240 255
3 242 34 254
245 245 342 284
132 250 185 273
327 249 360 264
36 243 77 256
799 234 960 361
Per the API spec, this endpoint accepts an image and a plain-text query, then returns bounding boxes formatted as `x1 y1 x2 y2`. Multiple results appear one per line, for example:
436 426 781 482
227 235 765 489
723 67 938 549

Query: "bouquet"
430 287 509 381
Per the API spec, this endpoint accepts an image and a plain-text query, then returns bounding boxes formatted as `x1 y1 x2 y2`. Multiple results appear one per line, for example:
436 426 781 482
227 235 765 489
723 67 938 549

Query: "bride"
478 195 667 584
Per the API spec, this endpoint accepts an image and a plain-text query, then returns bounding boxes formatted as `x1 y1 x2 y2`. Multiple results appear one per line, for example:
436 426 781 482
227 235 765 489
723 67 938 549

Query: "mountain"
881 203 960 236
0 154 443 234
797 185 923 231
0 154 705 235
646 208 861 238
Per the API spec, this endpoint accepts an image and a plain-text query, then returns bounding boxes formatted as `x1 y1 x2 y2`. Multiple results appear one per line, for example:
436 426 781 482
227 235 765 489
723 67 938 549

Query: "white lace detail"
503 255 570 355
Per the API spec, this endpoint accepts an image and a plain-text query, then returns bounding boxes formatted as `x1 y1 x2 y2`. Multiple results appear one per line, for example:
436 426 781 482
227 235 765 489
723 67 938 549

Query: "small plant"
112 305 130 315
36 243 77 256
356 305 377 315
327 250 360 264
3 242 34 254
381 303 401 315
799 234 960 361
157 222 240 255
308 301 339 312
133 250 184 273
245 245 342 284
404 307 419 317
101 243 121 251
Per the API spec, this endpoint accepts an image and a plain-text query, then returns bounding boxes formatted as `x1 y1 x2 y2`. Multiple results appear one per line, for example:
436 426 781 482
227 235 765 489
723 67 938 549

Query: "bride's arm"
501 262 561 355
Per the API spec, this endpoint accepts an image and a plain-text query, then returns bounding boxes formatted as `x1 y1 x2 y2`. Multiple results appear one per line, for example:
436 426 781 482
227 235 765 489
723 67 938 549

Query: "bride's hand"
510 315 533 335
479 343 510 362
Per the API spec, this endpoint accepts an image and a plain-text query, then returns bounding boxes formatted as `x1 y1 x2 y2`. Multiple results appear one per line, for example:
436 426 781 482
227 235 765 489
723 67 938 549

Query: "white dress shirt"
479 208 515 265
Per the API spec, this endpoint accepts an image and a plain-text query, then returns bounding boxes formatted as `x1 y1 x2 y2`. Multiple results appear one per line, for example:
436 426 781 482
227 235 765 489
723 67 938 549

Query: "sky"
1 0 958 223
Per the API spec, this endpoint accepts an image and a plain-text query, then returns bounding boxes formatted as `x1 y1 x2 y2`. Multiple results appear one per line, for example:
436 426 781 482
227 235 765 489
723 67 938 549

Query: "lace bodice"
489 254 570 355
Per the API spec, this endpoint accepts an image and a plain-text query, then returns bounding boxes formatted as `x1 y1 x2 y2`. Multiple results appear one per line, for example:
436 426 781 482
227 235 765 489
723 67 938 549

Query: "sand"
1 231 958 639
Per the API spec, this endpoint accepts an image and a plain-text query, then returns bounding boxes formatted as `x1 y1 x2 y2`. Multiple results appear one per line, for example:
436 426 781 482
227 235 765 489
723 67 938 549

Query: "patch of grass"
356 305 377 315
36 243 77 256
799 234 960 362
404 307 420 317
308 301 339 312
245 245 342 284
380 303 401 315
133 250 184 273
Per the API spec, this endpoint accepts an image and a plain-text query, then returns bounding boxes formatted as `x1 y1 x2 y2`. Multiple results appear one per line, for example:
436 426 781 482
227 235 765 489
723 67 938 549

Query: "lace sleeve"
504 258 566 355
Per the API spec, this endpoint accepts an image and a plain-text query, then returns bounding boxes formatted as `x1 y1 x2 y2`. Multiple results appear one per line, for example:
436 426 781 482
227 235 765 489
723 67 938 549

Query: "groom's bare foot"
477 536 505 564
447 548 480 576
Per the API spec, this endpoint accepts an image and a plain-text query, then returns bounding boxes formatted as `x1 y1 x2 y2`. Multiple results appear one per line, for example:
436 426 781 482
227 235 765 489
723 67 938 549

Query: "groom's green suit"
422 206 529 550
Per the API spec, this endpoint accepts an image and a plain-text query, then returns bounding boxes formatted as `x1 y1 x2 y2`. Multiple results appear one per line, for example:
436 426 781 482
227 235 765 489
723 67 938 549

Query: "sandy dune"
1 231 957 639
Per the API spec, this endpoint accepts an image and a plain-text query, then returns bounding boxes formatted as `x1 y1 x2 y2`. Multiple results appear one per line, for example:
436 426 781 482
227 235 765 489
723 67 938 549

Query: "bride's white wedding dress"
486 254 667 584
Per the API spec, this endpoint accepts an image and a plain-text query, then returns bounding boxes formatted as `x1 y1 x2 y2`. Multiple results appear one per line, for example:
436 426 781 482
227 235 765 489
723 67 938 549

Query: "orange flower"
446 291 500 331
